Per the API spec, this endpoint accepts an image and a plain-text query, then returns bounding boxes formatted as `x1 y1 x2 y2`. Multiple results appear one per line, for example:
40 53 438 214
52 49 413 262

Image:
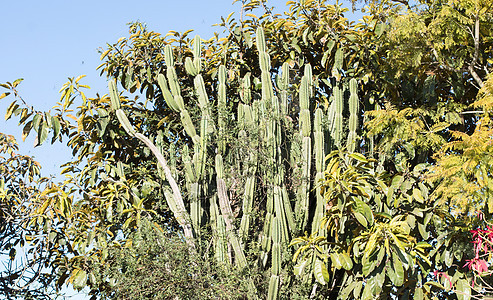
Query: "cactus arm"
347 78 359 152
294 67 313 231
311 108 326 234
267 217 281 300
217 65 227 154
216 154 247 268
334 82 344 148
240 73 252 104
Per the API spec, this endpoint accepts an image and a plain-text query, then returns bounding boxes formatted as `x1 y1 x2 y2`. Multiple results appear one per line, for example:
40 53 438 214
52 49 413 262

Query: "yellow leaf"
100 49 110 61
77 115 84 133
75 75 86 83
66 114 78 121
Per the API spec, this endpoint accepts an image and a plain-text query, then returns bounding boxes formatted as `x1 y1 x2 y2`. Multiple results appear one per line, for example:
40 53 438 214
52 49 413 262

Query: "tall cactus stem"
347 78 359 152
218 65 227 153
216 154 247 268
333 82 344 148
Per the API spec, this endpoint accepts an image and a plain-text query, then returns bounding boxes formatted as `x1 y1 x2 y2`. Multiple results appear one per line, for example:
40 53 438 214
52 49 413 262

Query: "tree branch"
468 13 484 88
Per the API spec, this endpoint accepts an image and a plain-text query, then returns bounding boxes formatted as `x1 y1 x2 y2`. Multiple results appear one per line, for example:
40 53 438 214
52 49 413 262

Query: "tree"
292 150 473 299
0 129 59 299
1 0 492 299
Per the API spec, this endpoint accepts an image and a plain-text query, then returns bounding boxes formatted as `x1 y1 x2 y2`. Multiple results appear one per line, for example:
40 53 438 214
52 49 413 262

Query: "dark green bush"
101 222 252 299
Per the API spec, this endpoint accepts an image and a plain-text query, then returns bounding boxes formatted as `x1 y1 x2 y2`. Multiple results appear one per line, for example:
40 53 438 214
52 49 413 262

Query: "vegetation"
1 0 492 298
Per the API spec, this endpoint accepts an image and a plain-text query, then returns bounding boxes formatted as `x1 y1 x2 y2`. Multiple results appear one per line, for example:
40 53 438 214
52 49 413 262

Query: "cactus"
216 154 247 268
279 62 289 117
115 109 135 136
294 67 313 231
347 78 359 152
312 108 326 234
114 26 366 298
333 82 344 148
257 28 274 103
240 73 252 104
183 35 202 76
267 217 281 300
108 80 121 111
218 65 227 154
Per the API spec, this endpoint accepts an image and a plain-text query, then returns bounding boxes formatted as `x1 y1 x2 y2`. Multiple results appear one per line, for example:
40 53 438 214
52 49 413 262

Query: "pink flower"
464 258 489 275
433 271 453 288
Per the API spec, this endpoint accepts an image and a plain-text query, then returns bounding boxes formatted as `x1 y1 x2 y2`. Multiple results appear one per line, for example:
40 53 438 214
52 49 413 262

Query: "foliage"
98 220 252 300
291 151 473 299
430 75 493 215
463 223 493 292
1 1 375 297
0 132 59 299
0 0 493 299
361 0 492 168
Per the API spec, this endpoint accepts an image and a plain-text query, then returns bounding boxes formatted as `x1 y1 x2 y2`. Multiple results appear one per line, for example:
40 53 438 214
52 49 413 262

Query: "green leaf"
414 287 424 300
375 23 386 37
392 254 404 286
340 253 353 270
314 259 330 285
354 197 374 226
413 188 424 203
352 281 362 299
444 249 453 267
361 280 373 300
294 259 309 276
32 113 41 132
330 252 343 269
373 272 385 294
456 279 471 300
52 117 61 141
376 246 386 266
349 153 368 163
362 254 376 276
5 101 18 121
353 211 368 227
406 214 416 229
339 282 354 299
333 47 343 70
418 223 429 239
22 121 32 142
387 262 397 284
12 78 24 87
89 272 96 285
424 281 446 290
72 269 87 289
36 121 49 146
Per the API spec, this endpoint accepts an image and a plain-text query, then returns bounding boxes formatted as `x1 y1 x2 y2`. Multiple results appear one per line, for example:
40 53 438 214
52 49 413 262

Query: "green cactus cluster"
112 30 361 298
